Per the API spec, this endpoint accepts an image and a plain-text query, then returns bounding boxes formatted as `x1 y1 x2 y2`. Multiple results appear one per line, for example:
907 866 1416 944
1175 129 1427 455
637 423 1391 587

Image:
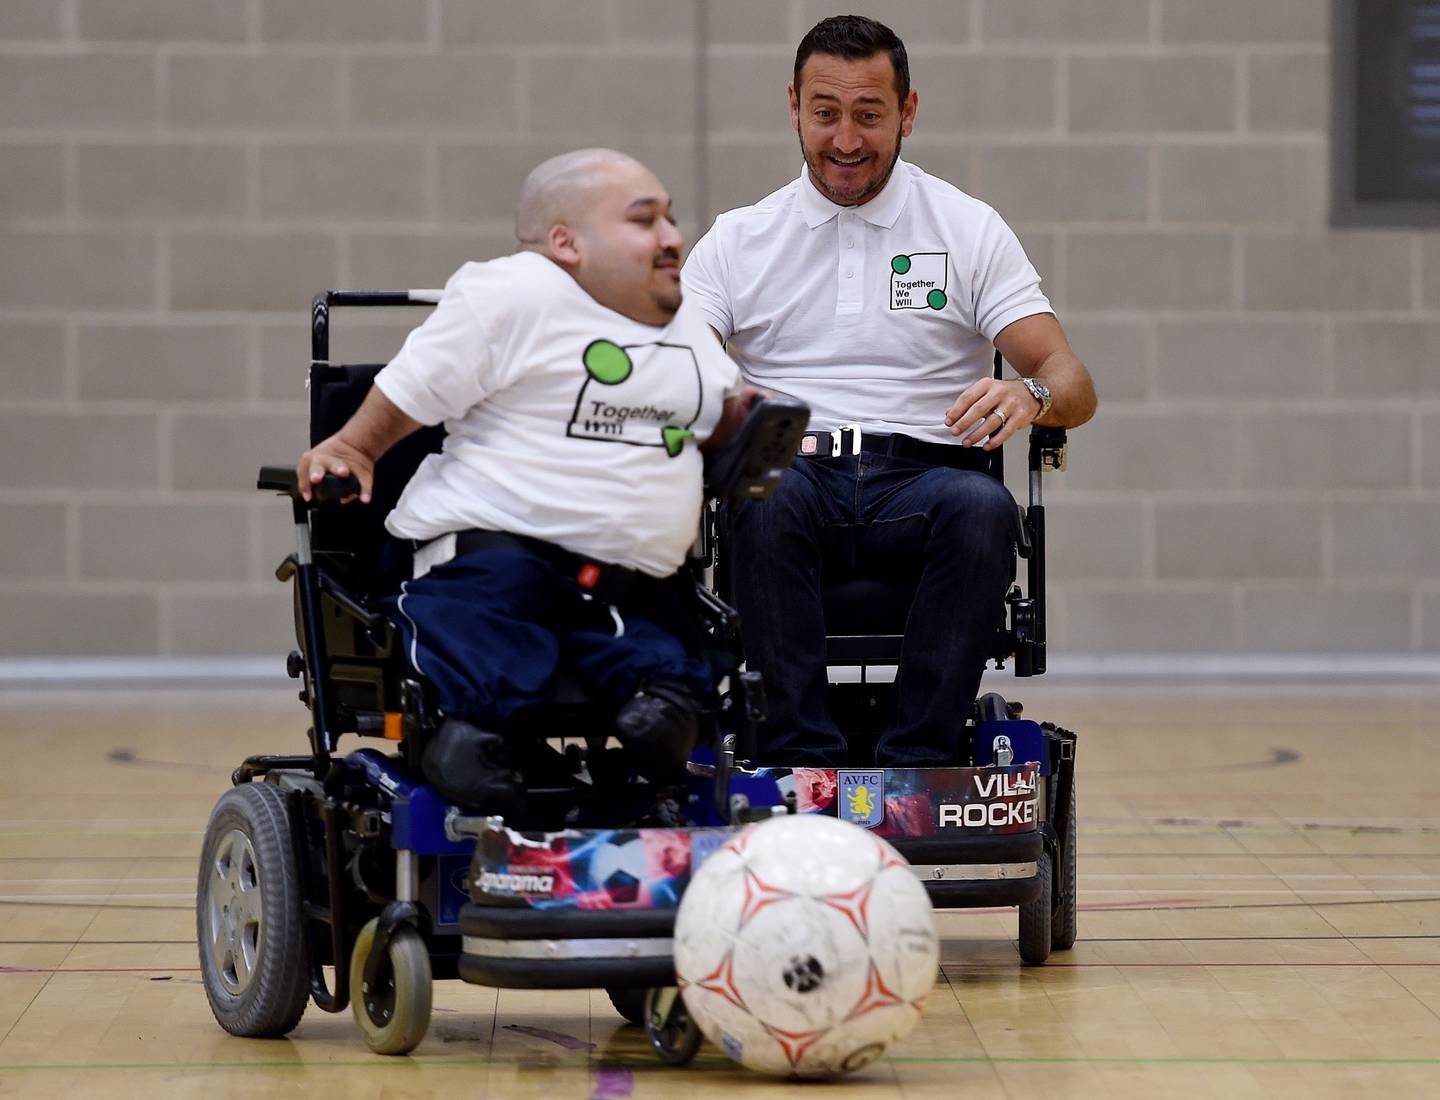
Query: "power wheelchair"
196 289 1078 1064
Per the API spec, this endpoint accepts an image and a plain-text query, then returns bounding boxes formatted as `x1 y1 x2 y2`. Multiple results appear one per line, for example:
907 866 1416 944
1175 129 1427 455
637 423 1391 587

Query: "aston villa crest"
838 770 885 829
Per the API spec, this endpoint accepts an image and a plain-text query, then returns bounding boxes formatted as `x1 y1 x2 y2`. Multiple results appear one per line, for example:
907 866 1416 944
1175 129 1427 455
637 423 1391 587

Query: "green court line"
4 1054 1440 1072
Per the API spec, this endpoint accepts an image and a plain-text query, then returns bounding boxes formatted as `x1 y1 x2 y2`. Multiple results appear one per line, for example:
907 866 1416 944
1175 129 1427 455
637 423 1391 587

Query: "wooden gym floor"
1 682 1438 1099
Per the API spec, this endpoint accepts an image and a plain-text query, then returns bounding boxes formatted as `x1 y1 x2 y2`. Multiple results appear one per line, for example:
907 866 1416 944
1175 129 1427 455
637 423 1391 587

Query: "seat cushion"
822 576 917 636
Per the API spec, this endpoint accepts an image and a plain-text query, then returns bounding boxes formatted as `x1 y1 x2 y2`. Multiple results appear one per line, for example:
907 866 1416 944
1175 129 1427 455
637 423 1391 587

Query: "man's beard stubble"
799 128 904 206
653 283 682 321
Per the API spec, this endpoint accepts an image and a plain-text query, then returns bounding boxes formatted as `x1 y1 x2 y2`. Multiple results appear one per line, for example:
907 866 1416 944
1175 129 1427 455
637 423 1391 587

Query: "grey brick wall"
0 0 1434 658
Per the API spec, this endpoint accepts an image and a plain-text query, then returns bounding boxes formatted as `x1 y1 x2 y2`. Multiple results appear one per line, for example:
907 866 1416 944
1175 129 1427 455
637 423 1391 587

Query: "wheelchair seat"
817 430 1006 643
818 421 1061 683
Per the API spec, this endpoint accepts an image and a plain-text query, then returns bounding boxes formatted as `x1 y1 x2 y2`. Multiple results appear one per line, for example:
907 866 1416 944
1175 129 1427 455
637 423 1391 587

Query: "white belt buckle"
831 423 862 457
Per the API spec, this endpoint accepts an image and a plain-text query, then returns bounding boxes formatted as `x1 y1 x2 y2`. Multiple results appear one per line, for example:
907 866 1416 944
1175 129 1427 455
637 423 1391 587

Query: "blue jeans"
384 546 712 729
730 450 1019 767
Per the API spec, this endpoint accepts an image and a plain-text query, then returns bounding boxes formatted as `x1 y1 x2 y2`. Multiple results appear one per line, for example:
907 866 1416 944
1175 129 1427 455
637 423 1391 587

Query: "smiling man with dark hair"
790 14 911 205
683 15 1098 768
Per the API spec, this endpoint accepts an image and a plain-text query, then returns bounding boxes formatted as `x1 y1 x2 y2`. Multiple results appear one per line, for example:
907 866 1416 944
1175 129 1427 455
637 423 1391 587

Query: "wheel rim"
363 951 397 1028
206 829 263 995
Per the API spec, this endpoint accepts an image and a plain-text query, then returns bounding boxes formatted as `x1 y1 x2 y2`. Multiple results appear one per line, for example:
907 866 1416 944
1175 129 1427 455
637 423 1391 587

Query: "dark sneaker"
614 680 699 781
421 717 525 817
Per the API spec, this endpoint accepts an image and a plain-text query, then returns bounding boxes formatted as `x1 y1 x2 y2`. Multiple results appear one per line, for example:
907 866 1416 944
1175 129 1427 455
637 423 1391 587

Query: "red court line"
1078 897 1208 910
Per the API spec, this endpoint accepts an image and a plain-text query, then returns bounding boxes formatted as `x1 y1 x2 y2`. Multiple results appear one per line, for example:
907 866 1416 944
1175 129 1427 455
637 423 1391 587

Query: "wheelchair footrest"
458 903 675 990
925 876 1043 909
890 830 1041 868
892 831 1044 910
459 905 673 940
458 953 674 990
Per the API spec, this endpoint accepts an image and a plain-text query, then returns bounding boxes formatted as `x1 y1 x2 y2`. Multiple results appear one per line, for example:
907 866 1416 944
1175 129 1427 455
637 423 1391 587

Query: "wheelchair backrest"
308 363 445 593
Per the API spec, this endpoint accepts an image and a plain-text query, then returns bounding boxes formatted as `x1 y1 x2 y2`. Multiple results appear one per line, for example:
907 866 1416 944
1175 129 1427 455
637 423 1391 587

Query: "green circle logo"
890 254 911 275
927 289 947 310
582 339 632 384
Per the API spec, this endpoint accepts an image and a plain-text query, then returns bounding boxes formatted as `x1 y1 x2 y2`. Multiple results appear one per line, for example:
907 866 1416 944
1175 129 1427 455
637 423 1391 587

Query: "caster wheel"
644 987 702 1065
349 916 432 1055
606 986 647 1026
1018 848 1053 966
197 783 310 1037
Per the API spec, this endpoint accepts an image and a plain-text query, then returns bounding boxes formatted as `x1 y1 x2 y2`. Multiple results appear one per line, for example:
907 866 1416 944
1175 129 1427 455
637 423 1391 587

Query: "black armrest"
257 465 361 503
317 572 384 629
257 465 298 494
702 397 810 502
1029 427 1068 473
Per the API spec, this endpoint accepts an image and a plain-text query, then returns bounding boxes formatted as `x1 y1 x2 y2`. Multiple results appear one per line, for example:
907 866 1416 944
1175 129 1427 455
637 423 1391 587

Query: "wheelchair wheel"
350 917 432 1055
1052 791 1078 951
644 986 702 1065
196 782 310 1037
606 986 647 1026
1017 848 1053 966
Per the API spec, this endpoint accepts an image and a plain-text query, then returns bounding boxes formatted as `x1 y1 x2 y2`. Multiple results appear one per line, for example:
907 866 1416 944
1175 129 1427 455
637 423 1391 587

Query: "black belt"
797 427 992 472
434 529 670 608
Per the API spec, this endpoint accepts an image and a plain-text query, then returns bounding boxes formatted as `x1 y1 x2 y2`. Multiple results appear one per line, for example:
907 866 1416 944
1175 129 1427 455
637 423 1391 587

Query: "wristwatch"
1019 377 1053 419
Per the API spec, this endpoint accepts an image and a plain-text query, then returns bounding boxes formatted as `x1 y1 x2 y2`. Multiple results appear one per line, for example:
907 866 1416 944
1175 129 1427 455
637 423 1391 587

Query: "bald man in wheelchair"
297 149 751 812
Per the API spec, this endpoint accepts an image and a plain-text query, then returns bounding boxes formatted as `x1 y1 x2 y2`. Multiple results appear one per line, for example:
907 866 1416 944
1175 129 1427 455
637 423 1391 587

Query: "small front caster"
349 916 432 1054
644 986 702 1065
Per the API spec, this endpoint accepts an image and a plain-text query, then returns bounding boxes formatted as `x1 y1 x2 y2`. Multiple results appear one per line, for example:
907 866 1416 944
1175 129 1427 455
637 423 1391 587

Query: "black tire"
1052 790 1078 951
607 986 647 1026
644 987 702 1066
1017 848 1053 966
974 692 1011 722
196 782 310 1037
350 917 433 1055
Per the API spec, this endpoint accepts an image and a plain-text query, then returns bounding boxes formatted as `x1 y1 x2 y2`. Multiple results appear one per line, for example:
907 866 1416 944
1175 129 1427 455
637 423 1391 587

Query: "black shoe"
421 718 525 817
614 680 699 781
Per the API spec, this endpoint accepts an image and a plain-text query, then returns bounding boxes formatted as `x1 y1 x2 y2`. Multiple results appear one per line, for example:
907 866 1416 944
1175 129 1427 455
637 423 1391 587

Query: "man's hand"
700 384 769 453
294 385 423 503
297 436 375 503
944 377 1039 450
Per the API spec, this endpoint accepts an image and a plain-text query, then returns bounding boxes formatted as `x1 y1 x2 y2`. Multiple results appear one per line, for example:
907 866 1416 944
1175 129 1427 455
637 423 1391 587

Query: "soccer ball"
673 814 938 1077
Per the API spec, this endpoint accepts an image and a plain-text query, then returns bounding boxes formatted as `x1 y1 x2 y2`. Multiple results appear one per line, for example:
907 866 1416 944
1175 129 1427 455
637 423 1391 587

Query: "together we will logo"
567 338 702 457
890 253 948 311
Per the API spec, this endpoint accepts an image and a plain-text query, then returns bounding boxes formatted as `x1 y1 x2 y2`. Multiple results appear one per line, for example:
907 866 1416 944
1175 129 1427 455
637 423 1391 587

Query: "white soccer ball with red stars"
673 813 939 1077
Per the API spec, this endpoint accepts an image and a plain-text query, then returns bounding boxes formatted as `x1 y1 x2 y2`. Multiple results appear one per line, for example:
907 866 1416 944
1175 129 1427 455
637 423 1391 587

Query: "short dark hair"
793 15 910 105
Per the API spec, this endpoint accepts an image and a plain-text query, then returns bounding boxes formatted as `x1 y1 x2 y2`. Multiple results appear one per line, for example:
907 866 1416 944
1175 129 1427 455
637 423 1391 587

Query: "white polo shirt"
682 158 1053 444
376 252 739 577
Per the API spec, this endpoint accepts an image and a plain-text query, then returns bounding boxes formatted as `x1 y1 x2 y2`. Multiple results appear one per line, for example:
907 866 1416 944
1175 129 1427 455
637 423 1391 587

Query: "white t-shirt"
682 159 1052 444
376 252 740 577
